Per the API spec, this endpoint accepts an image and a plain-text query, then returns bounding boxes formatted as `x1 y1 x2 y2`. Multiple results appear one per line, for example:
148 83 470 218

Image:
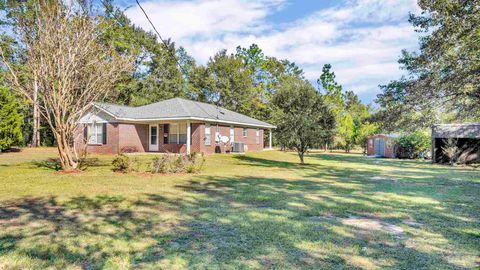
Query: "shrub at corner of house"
185 153 206 173
150 153 205 174
112 154 138 173
395 131 431 159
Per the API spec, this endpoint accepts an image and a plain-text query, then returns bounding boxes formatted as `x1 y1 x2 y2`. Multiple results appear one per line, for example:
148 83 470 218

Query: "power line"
134 0 189 76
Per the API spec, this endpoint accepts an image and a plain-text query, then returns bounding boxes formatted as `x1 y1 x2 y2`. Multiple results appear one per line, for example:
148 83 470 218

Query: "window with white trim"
230 126 234 143
256 129 260 144
243 128 247 137
87 123 103 144
168 123 187 144
205 124 211 145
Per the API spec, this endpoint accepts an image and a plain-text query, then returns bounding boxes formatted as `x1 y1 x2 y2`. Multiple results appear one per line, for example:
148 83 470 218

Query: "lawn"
0 148 479 269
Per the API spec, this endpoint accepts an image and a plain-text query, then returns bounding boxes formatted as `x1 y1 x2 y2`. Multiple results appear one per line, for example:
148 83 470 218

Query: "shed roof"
432 123 480 139
94 98 276 129
369 134 400 139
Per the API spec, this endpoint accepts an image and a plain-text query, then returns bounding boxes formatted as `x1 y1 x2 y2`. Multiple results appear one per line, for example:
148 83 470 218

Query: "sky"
119 0 421 104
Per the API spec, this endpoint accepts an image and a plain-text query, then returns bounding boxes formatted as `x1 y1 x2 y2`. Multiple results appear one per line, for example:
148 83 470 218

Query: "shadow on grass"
0 171 477 268
31 157 106 171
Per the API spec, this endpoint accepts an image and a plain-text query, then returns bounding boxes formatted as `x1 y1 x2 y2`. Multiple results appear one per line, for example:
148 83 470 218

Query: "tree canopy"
376 0 480 130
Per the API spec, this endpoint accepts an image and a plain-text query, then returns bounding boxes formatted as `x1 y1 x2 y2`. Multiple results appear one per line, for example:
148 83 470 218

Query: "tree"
354 122 378 154
0 85 22 151
272 76 335 164
1 0 133 170
337 113 355 152
100 1 186 106
188 50 256 116
377 0 480 127
1 1 41 147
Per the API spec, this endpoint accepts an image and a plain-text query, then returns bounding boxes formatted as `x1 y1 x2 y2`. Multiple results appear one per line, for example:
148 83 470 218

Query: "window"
256 129 260 144
150 126 158 145
230 127 234 143
178 124 187 144
168 123 187 144
87 123 104 144
243 128 248 137
205 124 211 145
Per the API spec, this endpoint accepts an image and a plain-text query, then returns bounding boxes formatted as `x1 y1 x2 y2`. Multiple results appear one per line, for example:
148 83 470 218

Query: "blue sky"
120 0 421 104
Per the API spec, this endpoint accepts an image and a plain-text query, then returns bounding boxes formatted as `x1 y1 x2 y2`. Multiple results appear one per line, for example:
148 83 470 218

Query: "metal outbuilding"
432 123 480 164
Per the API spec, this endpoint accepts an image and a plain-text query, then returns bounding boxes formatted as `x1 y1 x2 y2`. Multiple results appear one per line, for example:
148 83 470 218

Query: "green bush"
151 153 205 174
112 154 138 173
395 131 431 159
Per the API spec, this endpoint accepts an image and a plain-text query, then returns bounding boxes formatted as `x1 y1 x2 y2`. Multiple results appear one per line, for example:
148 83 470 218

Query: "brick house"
76 98 276 154
366 134 399 158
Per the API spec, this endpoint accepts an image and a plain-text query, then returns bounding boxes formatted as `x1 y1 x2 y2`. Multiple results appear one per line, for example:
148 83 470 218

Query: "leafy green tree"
0 86 22 151
188 50 256 116
377 0 480 127
101 1 186 106
272 76 335 164
354 122 378 154
337 113 355 152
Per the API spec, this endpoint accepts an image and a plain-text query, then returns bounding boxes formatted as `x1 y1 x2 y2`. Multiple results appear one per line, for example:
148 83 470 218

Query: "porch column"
186 121 191 154
269 129 272 150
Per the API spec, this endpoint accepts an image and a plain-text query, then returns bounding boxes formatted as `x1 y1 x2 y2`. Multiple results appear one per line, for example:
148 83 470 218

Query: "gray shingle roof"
432 123 480 138
94 98 275 128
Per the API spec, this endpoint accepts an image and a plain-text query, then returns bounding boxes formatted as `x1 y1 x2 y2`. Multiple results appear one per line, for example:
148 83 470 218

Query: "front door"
149 124 159 151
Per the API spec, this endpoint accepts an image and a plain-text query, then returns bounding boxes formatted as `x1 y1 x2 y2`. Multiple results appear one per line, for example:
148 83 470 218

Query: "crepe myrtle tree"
1 0 133 170
273 76 335 164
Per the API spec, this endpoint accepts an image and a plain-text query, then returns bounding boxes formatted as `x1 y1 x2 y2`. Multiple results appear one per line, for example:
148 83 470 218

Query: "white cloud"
125 0 420 102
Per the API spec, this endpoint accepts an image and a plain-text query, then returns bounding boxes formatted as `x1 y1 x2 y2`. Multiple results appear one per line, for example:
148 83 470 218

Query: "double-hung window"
168 123 187 144
205 124 211 145
230 127 235 143
243 128 248 137
256 129 260 144
87 123 104 144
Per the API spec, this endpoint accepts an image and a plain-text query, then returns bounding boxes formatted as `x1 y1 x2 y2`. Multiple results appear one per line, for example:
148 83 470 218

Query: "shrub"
395 131 431 159
150 155 170 174
150 153 205 174
184 153 206 173
112 154 138 173
441 138 460 165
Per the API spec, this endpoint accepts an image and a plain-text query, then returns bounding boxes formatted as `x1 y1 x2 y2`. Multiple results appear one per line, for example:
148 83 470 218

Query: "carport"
432 123 480 164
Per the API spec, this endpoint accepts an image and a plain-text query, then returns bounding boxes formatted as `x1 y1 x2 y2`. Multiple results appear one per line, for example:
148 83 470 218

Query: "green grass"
0 148 479 269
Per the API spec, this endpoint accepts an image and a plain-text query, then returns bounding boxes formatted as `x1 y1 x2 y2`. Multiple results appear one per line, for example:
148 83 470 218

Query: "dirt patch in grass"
341 216 404 237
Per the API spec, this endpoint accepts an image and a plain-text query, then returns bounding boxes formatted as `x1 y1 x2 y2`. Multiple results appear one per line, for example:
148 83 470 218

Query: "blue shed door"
375 138 385 157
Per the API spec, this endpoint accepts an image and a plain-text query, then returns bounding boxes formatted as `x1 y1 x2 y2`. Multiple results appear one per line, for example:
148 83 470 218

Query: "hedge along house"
432 123 480 164
367 134 399 158
76 98 276 155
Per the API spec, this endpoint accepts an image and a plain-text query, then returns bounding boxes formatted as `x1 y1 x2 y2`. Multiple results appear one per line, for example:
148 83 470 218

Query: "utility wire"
134 0 189 76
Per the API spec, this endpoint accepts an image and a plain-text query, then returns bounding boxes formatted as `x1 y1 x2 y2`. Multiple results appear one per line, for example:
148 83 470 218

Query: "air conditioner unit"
232 142 245 153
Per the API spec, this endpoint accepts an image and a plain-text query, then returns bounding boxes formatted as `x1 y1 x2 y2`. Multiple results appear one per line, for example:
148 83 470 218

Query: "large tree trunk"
31 78 40 147
55 130 78 171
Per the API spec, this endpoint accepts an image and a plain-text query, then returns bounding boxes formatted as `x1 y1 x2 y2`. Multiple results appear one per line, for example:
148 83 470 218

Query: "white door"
149 124 159 151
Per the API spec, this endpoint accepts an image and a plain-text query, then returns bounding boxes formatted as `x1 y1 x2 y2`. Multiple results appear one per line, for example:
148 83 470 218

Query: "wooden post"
186 121 191 154
269 129 272 149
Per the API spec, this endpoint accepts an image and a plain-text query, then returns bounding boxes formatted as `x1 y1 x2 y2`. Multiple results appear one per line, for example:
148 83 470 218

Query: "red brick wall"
195 124 265 154
118 123 148 153
367 135 395 158
75 123 120 155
